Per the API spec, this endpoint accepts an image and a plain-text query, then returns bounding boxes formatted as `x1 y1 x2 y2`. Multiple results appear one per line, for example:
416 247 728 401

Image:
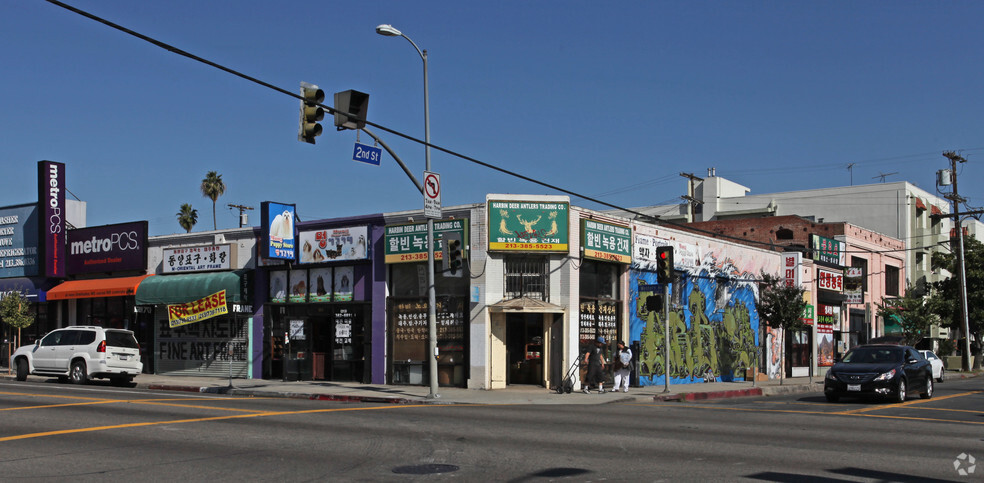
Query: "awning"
914 197 926 210
135 270 246 305
931 205 943 216
488 297 566 313
0 277 52 301
46 274 153 301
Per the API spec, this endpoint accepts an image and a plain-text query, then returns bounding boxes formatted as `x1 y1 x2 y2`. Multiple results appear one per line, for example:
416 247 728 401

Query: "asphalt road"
0 377 980 481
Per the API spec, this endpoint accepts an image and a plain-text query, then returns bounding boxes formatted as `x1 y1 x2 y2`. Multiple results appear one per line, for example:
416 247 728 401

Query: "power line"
44 0 661 224
40 1 975 259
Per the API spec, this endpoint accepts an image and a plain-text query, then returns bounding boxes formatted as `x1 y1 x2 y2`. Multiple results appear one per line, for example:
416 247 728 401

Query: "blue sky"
2 1 982 236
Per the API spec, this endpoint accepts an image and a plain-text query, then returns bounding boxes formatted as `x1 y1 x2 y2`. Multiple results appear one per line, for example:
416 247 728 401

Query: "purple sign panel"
67 221 148 274
39 160 66 278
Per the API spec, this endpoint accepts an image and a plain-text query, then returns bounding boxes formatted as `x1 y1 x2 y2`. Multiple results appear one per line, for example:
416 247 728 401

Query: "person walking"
612 340 633 393
582 336 608 394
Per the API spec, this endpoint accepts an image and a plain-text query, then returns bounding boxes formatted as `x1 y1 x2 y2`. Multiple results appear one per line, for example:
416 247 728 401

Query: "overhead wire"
41 0 979 256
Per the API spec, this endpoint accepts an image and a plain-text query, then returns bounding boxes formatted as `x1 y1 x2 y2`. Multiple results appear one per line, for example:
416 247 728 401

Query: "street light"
376 24 439 399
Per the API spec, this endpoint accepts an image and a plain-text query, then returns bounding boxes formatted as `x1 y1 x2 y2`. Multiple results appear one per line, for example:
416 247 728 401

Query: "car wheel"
825 393 840 403
937 368 945 383
15 359 28 381
70 360 88 385
920 377 934 399
894 379 907 403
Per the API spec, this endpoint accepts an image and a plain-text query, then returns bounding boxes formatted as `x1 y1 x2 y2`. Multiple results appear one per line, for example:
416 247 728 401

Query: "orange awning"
46 274 154 300
931 205 943 216
914 197 926 210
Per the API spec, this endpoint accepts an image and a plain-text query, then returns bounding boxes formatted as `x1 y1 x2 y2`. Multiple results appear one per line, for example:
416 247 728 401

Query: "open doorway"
506 313 544 385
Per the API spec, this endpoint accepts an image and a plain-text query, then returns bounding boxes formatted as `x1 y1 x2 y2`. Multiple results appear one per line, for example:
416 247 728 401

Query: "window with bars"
504 257 549 301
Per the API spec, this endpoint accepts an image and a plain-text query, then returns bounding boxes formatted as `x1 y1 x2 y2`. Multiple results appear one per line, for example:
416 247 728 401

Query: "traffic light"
645 294 664 312
442 232 463 276
655 246 674 284
298 82 324 144
334 89 370 130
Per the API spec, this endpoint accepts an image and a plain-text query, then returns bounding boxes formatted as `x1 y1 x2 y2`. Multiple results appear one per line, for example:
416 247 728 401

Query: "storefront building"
630 222 781 385
141 228 256 377
383 210 472 387
41 221 153 368
1 161 84 347
257 213 387 384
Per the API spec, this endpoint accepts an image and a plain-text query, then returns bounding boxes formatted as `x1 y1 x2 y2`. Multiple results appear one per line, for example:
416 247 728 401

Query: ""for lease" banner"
168 290 228 328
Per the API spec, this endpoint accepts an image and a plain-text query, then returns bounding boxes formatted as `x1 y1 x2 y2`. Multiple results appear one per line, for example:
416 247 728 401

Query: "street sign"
353 142 381 166
423 171 441 219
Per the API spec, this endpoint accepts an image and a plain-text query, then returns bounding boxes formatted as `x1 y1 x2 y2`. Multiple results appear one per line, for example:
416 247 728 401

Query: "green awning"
883 314 903 335
135 270 246 305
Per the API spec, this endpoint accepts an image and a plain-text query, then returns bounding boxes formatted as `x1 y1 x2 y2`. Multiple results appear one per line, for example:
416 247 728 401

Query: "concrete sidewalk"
5 370 977 405
1 371 822 405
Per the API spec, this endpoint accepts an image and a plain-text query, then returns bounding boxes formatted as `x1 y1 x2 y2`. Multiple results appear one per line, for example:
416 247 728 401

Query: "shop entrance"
269 305 367 382
506 313 545 385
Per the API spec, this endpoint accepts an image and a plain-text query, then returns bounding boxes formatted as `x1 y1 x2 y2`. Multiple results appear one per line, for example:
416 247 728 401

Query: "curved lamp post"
376 24 439 399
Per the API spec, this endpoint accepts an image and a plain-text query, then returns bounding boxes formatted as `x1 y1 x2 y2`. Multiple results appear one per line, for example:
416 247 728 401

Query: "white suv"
10 326 143 386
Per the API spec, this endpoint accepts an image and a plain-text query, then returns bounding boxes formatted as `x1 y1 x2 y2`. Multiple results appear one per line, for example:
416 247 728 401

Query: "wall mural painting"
632 254 762 385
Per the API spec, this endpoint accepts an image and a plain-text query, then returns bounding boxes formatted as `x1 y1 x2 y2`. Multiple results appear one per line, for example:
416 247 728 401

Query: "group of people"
581 336 633 394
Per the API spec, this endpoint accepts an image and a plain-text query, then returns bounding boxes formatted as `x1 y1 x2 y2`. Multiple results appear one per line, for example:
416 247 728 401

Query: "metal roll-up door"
154 305 249 377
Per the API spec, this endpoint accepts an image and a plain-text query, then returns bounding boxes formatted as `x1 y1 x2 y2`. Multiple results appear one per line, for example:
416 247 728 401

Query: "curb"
146 383 417 405
653 383 823 402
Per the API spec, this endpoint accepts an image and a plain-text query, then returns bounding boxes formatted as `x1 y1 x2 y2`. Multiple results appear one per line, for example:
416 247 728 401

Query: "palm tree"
176 203 198 233
200 171 226 230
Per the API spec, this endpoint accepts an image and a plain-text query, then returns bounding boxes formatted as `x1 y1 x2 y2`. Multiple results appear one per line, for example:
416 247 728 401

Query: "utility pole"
228 204 254 228
847 163 855 186
942 151 972 372
679 172 704 223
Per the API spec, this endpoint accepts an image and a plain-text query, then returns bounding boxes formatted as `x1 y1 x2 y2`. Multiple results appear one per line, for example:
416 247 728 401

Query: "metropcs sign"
66 221 147 274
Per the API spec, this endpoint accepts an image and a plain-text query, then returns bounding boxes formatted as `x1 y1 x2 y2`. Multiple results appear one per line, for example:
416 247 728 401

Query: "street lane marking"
127 400 270 413
834 390 982 415
630 390 984 425
1 400 125 411
0 404 442 443
0 392 272 413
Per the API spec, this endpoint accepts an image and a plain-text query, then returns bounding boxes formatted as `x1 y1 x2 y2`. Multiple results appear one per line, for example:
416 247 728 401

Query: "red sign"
817 267 843 292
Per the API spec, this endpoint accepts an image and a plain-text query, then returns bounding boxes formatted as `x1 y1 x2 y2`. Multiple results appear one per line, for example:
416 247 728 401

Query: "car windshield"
842 347 902 364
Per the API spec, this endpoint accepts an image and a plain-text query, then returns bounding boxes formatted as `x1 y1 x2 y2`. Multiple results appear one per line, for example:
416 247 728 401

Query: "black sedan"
823 344 934 403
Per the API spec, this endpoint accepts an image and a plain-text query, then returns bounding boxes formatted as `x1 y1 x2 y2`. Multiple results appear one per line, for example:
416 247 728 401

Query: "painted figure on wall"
633 255 762 384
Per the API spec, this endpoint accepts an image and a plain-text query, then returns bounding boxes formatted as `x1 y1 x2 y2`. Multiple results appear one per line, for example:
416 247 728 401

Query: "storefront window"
504 257 549 301
578 260 621 352
389 296 466 386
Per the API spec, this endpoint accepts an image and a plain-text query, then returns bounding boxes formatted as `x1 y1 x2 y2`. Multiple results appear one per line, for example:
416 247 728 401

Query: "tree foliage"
930 234 984 368
176 203 199 233
0 291 35 330
200 171 226 231
758 272 808 333
876 284 939 346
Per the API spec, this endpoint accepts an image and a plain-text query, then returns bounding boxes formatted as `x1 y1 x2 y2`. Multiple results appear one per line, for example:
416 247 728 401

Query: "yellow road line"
0 404 440 443
127 400 270 413
630 390 984 425
0 400 125 411
835 390 982 415
0 391 120 401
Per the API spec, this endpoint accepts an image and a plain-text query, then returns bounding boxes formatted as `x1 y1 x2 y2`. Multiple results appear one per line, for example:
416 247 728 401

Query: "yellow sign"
168 290 228 328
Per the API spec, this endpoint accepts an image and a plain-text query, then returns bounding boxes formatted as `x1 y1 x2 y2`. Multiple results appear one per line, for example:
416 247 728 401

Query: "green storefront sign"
810 234 843 265
384 218 468 263
487 200 569 252
581 219 631 263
